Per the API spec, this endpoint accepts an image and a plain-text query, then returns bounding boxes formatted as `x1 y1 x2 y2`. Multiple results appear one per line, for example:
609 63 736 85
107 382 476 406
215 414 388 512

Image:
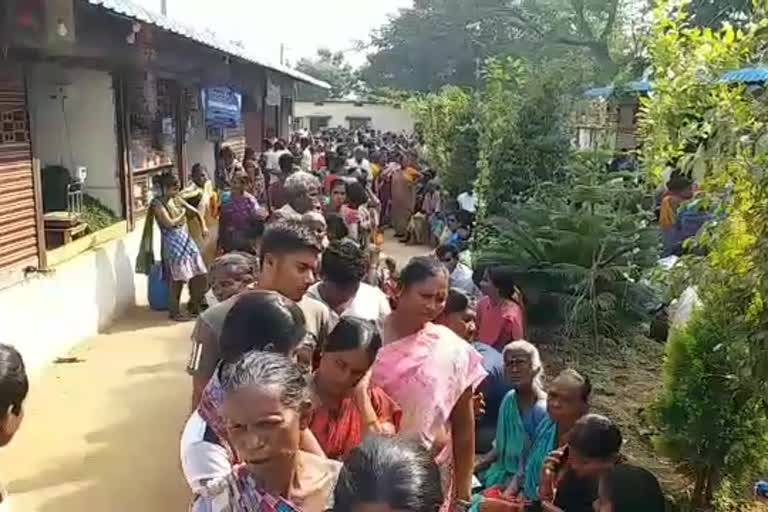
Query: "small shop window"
347 116 371 131
309 116 330 133
128 71 179 215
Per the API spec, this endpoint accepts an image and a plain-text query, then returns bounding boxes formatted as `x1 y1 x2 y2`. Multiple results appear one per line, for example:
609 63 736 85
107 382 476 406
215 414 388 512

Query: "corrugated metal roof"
583 80 652 98
720 67 768 84
86 0 330 89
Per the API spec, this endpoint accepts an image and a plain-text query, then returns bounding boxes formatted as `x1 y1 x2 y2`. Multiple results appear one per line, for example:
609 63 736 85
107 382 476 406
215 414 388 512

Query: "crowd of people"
0 130 689 511
103 128 673 511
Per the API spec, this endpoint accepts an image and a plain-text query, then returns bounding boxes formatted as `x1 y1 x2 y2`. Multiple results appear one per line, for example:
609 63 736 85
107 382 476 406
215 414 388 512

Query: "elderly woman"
273 171 322 222
193 351 342 512
474 341 548 497
217 170 266 253
182 291 326 499
522 369 591 501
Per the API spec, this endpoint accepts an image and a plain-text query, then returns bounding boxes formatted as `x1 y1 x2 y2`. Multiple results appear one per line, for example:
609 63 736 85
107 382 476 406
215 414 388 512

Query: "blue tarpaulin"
719 67 768 84
585 67 768 98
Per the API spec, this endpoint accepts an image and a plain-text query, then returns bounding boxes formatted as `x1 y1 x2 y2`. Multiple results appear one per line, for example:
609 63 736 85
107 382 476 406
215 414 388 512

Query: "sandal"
169 312 192 322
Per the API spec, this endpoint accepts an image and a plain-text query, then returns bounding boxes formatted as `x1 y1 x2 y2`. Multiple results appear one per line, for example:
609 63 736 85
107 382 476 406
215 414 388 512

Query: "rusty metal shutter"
0 66 39 272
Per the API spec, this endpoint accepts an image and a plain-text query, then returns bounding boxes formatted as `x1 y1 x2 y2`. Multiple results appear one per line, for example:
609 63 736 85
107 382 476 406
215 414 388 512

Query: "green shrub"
81 194 119 233
476 152 659 341
408 86 479 197
652 287 768 510
475 58 571 218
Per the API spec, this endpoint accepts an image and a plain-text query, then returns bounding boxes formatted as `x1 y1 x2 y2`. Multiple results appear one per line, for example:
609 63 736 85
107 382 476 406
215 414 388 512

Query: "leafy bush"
81 194 119 233
408 86 479 196
476 153 659 341
474 58 572 217
641 1 768 509
652 287 768 510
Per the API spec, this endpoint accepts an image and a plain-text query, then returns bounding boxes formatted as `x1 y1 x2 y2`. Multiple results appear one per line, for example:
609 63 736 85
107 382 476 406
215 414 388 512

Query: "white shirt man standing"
457 189 477 214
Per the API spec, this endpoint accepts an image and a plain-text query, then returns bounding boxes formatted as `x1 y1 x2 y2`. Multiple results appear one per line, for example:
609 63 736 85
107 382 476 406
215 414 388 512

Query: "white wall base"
0 218 151 376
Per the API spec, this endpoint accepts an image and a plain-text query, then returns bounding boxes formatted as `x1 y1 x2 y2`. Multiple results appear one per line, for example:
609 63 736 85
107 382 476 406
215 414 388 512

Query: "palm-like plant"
477 154 659 342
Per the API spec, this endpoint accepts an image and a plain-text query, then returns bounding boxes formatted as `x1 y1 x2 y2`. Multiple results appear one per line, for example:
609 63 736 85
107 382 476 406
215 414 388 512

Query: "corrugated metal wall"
0 66 39 272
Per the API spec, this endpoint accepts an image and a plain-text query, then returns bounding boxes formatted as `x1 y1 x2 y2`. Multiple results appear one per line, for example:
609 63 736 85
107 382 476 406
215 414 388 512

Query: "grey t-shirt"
187 293 332 381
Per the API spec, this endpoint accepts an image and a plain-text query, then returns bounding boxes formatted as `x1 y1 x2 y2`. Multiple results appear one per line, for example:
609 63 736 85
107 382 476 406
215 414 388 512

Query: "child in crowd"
477 266 526 350
302 211 329 249
378 256 399 309
0 343 29 509
325 213 350 243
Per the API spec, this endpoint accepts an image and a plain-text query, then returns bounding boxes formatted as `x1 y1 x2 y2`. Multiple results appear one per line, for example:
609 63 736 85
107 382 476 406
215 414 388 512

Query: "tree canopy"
295 48 359 100
360 0 648 92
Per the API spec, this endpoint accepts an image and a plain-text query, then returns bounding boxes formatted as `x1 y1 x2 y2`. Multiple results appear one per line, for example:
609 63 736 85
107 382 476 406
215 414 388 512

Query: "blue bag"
148 263 169 311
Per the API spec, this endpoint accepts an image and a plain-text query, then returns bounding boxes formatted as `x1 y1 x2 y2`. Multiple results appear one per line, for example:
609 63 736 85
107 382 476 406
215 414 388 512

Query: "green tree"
295 48 358 100
360 0 647 91
687 0 753 28
641 0 768 508
474 58 571 214
407 86 479 196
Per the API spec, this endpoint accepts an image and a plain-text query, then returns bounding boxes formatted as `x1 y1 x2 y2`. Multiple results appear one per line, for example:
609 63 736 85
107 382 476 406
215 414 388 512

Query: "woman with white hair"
273 171 322 221
475 340 547 497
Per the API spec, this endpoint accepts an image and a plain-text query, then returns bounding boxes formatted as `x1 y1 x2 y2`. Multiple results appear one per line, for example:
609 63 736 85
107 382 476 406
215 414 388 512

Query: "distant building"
295 100 416 133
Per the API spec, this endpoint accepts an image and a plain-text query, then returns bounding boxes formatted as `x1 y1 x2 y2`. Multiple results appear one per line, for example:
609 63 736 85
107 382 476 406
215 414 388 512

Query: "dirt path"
1 237 427 512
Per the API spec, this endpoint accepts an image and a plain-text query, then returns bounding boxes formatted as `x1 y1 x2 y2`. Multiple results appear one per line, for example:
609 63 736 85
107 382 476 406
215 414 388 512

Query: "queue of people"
131 128 675 511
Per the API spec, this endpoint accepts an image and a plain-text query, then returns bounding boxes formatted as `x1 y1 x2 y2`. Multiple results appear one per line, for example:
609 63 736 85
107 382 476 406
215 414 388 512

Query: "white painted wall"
295 101 416 133
0 219 153 375
186 108 216 177
27 64 122 216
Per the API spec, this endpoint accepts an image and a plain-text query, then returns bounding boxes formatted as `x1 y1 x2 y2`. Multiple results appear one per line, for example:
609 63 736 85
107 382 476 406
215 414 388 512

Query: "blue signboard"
203 87 242 129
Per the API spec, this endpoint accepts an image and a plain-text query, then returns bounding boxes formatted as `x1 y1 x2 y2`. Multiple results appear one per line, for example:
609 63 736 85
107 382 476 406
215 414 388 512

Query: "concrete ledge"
0 218 151 376
46 221 129 268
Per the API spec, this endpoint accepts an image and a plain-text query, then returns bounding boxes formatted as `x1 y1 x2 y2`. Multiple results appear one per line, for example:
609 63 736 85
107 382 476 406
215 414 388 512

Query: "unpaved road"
1 237 425 511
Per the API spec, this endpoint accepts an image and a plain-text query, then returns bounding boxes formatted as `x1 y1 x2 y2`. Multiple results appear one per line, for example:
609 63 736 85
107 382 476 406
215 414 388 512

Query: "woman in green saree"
475 341 547 496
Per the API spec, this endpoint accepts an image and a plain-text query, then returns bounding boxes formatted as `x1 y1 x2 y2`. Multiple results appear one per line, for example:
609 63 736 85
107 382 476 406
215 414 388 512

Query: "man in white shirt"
306 239 391 325
300 136 312 172
457 189 477 214
436 243 479 298
345 146 371 176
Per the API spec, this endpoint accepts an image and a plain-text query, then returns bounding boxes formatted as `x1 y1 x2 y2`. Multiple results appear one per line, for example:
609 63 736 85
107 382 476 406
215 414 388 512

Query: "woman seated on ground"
474 341 548 496
181 291 324 496
335 436 444 512
218 170 266 254
470 369 591 511
310 317 401 460
523 369 591 502
477 266 526 351
193 351 341 512
372 257 487 511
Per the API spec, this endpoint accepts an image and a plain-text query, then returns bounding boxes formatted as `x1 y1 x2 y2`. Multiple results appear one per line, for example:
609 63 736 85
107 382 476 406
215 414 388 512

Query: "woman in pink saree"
372 257 487 512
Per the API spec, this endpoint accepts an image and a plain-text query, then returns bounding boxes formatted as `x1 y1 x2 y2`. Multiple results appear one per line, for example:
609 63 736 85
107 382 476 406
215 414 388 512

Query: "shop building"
0 0 328 373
